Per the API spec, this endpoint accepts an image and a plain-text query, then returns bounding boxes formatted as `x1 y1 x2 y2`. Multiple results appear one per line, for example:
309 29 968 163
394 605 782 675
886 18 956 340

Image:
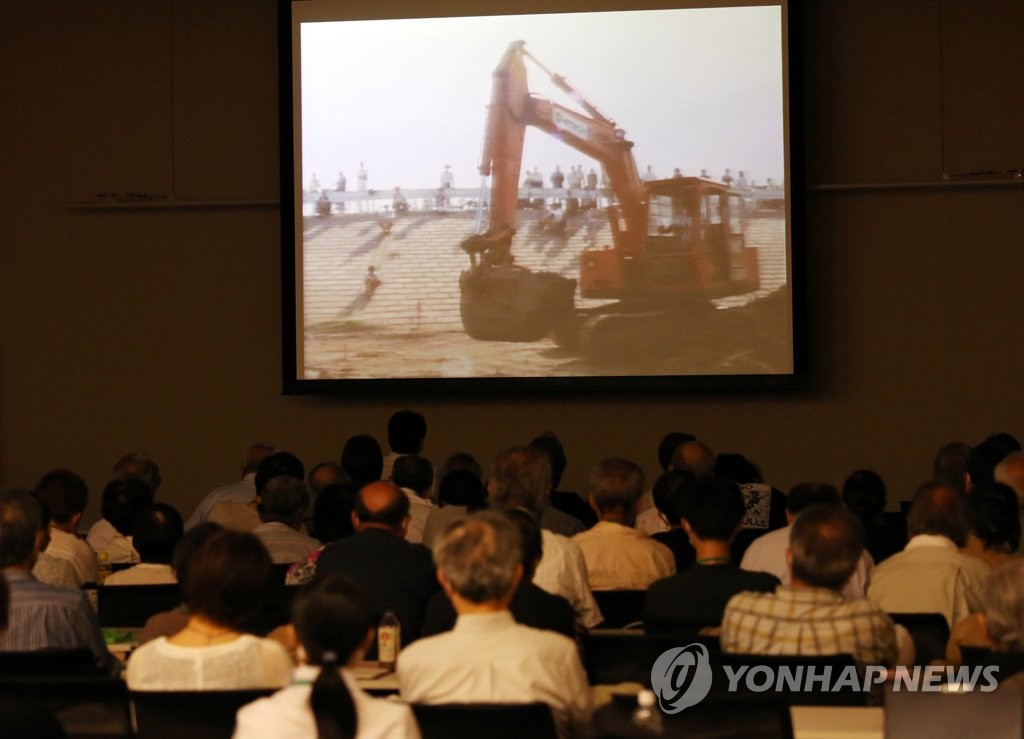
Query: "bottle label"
378 626 399 664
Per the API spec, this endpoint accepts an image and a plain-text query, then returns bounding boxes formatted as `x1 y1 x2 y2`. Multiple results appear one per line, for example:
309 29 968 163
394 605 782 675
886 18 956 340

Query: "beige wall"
2 0 1023 524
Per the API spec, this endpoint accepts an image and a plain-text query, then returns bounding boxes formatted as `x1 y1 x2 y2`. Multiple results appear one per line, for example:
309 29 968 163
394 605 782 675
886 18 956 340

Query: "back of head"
183 530 272 629
437 452 483 484
133 503 185 564
982 560 1024 653
241 442 277 476
391 455 433 496
311 483 356 544
438 469 487 511
995 452 1024 500
489 447 551 518
102 478 155 536
308 461 349 497
112 452 162 493
292 573 372 739
257 476 311 526
528 433 568 490
658 432 696 472
589 458 645 518
35 469 88 526
255 451 305 496
714 453 762 486
0 490 43 568
966 434 1020 488
340 435 384 489
969 482 1020 553
353 481 410 531
785 481 840 516
434 511 522 603
680 476 745 541
789 504 865 590
172 522 223 587
672 440 715 479
503 507 543 577
841 469 887 520
907 481 970 545
933 441 972 493
387 410 427 454
651 469 696 524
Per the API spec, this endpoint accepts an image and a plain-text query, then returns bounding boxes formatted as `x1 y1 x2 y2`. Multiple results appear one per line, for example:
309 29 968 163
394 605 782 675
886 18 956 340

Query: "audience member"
34 469 97 584
208 451 304 533
671 439 716 479
234 573 420 739
185 442 276 529
253 476 319 564
30 495 79 590
842 469 906 564
382 410 427 481
421 469 487 549
341 435 384 491
529 433 595 529
307 461 348 497
87 477 153 563
391 454 435 544
286 482 356 586
573 458 675 590
722 505 898 666
112 452 162 495
966 433 1020 489
714 452 788 561
961 482 1020 569
635 431 696 528
315 482 438 649
436 451 483 483
646 469 697 570
398 512 592 738
105 503 183 585
423 508 575 639
947 559 1024 666
868 480 989 626
645 477 778 632
933 441 972 493
741 482 874 599
126 530 293 690
489 447 601 628
0 491 115 672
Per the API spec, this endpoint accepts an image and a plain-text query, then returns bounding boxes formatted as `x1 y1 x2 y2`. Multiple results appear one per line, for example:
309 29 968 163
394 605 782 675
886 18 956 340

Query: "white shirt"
233 666 420 739
46 527 98 585
398 611 592 739
104 563 177 586
635 507 670 535
86 518 139 564
572 521 676 590
534 530 602 628
126 634 293 691
401 488 435 545
186 474 257 530
740 525 875 600
252 522 321 565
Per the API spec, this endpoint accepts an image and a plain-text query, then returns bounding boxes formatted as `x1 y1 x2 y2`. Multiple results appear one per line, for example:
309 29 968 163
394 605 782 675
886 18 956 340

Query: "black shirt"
643 563 780 633
652 528 697 571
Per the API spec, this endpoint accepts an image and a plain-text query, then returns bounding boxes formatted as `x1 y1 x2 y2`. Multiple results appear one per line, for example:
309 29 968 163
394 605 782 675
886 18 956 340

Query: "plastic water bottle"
378 610 401 670
631 690 664 735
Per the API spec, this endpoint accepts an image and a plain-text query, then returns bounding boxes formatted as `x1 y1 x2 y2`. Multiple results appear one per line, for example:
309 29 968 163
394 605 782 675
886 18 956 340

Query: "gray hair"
433 511 522 604
789 504 864 590
489 447 551 518
983 559 1024 653
589 458 644 515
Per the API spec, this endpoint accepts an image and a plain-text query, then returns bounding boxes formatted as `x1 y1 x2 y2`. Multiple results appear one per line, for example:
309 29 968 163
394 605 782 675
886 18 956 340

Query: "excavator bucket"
459 265 577 342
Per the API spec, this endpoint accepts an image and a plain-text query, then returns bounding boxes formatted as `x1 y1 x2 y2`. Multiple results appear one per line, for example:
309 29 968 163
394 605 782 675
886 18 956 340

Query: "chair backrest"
592 590 646 628
582 630 720 686
885 685 1024 739
97 583 183 627
0 648 100 677
0 673 131 736
411 702 558 739
959 646 1024 679
887 612 950 665
130 689 274 739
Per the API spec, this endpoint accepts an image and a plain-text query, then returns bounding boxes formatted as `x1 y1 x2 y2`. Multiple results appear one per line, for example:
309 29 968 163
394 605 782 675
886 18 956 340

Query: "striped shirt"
721 586 898 666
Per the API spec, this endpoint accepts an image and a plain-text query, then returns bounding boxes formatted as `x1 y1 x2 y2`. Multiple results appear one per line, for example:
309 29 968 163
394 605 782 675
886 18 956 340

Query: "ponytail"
310 650 357 739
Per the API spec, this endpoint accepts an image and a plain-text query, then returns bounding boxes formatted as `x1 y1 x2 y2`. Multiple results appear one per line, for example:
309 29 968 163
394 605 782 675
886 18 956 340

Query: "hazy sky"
297 5 784 193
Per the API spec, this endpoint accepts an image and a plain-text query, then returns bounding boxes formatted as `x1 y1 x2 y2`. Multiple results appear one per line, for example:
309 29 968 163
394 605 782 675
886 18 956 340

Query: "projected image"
292 5 791 381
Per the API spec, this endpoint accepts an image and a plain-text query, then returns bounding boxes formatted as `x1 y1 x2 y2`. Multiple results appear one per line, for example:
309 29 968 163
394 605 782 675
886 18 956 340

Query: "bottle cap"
637 690 656 707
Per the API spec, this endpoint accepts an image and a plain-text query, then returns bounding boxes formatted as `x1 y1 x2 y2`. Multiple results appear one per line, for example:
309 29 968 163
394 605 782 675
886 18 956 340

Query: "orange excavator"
459 41 761 350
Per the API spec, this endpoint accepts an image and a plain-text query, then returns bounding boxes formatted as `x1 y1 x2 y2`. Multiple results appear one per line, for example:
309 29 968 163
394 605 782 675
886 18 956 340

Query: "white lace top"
126 634 294 691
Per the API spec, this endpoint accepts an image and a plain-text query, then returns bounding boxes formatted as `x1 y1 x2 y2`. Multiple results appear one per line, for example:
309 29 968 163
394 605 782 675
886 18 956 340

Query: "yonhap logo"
651 643 713 713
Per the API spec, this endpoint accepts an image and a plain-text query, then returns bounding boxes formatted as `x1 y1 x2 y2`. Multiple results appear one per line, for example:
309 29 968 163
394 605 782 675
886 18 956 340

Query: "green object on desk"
103 628 134 645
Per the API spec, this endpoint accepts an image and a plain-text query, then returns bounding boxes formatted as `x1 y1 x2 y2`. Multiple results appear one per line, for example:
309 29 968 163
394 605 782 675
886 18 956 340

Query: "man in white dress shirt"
186 442 276 529
87 478 153 564
35 468 98 585
391 454 435 545
398 512 592 739
105 503 183 585
252 477 320 565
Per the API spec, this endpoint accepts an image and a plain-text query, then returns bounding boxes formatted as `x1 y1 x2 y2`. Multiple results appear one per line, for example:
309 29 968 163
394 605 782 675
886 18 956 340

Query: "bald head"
907 481 970 546
995 453 1024 507
353 481 410 535
242 442 276 476
672 440 715 479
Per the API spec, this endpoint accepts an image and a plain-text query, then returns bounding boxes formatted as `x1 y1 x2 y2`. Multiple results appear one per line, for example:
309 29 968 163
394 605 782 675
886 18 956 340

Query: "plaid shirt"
721 586 898 666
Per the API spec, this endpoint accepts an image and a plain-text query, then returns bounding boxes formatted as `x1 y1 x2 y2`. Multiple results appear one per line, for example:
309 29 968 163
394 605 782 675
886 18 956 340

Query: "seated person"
422 508 575 639
286 482 356 586
234 573 420 739
208 452 305 533
842 469 906 564
391 455 435 545
947 559 1024 666
648 470 697 571
960 482 1019 570
528 433 593 532
722 505 899 666
252 476 320 565
35 468 98 585
126 530 293 690
398 512 592 739
421 469 487 549
644 477 779 633
87 477 153 563
105 503 182 585
30 495 79 590
572 458 675 590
